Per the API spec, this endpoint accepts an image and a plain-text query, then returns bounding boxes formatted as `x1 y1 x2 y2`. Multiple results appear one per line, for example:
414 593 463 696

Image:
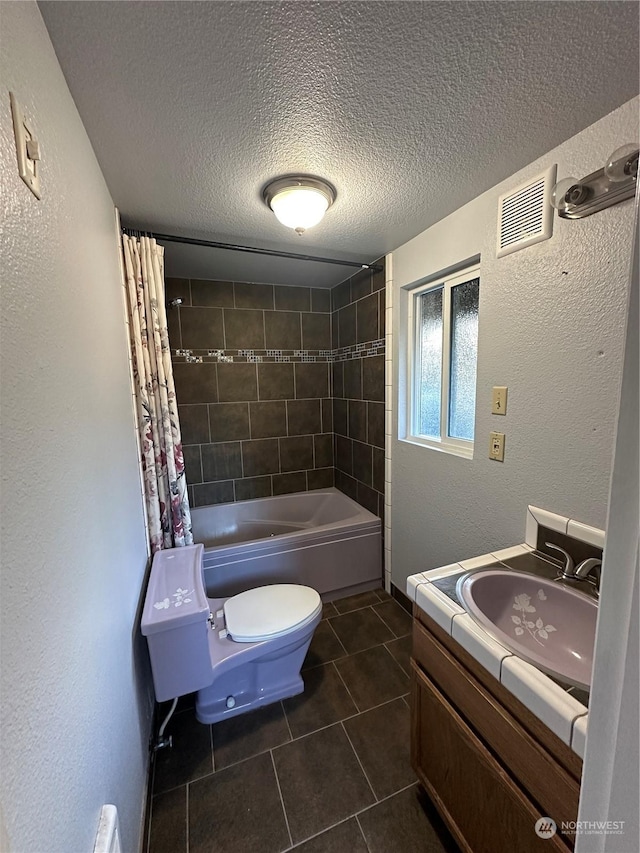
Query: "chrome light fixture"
550 143 638 219
263 175 336 235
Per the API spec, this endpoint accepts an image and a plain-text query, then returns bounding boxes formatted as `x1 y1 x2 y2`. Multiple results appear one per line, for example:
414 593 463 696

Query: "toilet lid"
224 584 322 642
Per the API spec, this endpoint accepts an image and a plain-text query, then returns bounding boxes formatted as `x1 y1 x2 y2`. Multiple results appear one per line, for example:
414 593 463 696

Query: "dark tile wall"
331 261 386 523
166 262 387 518
166 278 334 506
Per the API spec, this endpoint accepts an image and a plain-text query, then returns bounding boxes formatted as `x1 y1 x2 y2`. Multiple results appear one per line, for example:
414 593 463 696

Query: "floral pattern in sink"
512 590 557 646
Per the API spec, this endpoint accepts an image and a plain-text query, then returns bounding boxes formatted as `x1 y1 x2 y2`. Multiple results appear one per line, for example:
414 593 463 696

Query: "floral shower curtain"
122 235 193 552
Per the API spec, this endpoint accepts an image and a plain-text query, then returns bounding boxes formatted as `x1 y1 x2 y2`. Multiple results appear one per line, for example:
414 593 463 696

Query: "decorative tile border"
333 338 385 363
172 340 386 365
175 352 203 363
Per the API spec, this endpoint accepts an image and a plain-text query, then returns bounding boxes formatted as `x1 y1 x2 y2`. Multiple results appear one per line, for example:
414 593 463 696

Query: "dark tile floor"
145 589 459 853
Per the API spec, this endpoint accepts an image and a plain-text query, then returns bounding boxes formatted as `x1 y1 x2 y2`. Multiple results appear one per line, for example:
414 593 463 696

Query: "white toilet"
141 544 322 723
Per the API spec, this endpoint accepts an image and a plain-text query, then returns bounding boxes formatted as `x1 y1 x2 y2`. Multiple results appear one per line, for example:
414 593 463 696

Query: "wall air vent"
497 165 556 258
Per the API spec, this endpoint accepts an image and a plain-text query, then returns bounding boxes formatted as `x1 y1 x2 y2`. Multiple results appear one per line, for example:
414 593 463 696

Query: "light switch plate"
9 92 41 199
489 431 505 462
491 386 508 415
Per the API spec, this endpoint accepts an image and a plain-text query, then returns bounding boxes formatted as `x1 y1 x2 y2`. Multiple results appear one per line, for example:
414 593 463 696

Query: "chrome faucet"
574 558 602 592
545 543 575 578
545 542 602 596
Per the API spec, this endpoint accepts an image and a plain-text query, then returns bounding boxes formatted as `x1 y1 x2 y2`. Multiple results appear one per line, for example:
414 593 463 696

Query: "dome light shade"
270 187 328 231
604 144 639 183
264 176 336 234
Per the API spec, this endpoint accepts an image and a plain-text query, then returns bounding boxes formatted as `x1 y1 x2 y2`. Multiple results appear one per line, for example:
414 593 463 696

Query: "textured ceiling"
39 1 639 287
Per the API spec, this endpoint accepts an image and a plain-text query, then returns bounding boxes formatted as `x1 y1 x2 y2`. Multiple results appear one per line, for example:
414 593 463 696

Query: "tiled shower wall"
166 259 386 521
165 278 334 506
331 263 386 522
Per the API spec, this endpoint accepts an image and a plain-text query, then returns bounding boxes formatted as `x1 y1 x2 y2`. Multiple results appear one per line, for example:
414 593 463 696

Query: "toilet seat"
223 584 322 642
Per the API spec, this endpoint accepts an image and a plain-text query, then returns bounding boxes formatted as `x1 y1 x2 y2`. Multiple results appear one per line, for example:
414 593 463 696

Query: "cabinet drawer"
413 618 580 831
412 662 571 853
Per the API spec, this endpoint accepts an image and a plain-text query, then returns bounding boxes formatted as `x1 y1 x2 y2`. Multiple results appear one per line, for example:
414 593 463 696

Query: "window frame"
406 263 480 459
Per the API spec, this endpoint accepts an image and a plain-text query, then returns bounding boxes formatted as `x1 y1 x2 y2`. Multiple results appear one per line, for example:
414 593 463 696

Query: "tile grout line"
340 720 378 803
272 692 412 757
331 604 394 652
382 636 411 678
283 815 356 852
354 813 373 853
341 691 410 726
221 302 228 349
153 770 213 798
371 605 402 638
209 650 409 780
270 749 293 850
354 781 419 828
332 660 361 714
196 442 204 485
281 699 294 743
331 593 385 616
208 736 290 777
324 614 350 658
380 640 412 681
247 398 254 442
177 294 184 351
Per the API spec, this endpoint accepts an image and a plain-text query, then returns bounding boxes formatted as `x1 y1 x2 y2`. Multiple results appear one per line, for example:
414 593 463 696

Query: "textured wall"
0 5 150 852
577 199 639 851
331 264 386 523
389 97 639 589
166 278 334 503
39 1 639 288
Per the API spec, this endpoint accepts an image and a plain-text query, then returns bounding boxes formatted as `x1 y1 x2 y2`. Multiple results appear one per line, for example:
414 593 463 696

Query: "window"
407 265 480 457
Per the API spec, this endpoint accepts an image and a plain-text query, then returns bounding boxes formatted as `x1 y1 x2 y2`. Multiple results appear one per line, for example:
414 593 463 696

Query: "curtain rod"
121 227 384 273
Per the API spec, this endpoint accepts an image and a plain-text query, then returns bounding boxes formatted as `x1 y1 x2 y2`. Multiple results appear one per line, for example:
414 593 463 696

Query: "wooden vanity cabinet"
411 607 583 853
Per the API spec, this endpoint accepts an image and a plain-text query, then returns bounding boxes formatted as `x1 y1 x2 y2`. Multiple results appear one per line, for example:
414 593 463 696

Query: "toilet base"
194 617 317 724
196 672 304 724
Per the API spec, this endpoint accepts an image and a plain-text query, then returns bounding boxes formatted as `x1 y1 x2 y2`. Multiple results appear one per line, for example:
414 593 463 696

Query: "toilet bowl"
141 544 322 724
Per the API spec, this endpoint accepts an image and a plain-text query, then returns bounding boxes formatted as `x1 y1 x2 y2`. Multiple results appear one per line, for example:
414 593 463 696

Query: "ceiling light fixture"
263 175 336 235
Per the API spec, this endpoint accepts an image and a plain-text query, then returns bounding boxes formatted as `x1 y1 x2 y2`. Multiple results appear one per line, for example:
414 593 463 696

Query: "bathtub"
190 488 382 600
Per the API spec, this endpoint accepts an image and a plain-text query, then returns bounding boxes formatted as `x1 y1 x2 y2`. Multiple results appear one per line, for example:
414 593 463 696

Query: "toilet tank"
141 544 214 701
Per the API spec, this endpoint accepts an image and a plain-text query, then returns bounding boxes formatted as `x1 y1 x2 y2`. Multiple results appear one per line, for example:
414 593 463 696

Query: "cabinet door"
412 618 580 826
412 663 571 853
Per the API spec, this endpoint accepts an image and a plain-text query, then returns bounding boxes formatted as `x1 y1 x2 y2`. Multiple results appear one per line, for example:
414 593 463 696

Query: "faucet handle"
574 558 602 580
545 542 575 577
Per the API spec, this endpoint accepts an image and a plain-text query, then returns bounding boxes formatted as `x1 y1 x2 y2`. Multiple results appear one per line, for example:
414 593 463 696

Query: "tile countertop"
406 544 590 759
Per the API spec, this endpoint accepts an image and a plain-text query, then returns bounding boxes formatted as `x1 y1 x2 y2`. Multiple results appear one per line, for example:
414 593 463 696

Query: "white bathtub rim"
192 487 380 557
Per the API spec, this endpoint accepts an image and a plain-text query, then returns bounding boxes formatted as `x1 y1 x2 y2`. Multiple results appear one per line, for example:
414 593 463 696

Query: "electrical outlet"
489 431 505 462
491 386 508 415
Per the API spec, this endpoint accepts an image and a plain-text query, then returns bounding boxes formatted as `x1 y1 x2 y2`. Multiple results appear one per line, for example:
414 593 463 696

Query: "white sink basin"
456 569 597 690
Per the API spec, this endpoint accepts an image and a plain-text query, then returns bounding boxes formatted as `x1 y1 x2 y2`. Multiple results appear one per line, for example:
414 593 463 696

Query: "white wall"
0 4 152 852
389 97 638 589
577 197 639 853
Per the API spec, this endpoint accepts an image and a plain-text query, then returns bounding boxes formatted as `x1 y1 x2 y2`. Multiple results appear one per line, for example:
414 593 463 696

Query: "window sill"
401 436 474 460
